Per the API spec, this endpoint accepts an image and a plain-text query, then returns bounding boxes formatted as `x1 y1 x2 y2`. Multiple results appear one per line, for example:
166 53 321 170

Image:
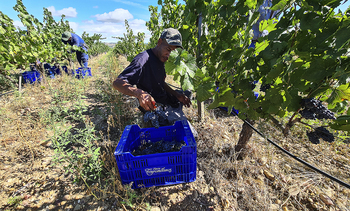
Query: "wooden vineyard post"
19 75 22 92
197 13 205 121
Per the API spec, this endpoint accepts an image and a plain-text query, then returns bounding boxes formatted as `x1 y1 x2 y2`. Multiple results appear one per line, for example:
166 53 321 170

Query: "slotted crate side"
116 144 196 169
50 67 61 75
119 162 197 189
72 67 92 79
22 71 41 84
114 120 197 189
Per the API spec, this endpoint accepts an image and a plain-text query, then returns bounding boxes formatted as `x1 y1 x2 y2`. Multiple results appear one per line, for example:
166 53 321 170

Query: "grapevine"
146 0 350 133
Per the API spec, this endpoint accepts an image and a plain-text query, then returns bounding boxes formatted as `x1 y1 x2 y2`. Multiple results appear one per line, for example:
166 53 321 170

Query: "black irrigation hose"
0 90 15 97
230 110 350 189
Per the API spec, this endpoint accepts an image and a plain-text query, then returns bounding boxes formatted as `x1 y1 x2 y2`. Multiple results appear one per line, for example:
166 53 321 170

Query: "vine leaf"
327 84 350 107
165 49 197 91
196 79 215 102
330 115 350 131
271 0 288 11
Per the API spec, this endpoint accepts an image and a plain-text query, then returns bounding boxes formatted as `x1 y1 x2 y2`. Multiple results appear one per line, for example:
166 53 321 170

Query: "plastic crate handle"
115 124 141 155
180 120 196 146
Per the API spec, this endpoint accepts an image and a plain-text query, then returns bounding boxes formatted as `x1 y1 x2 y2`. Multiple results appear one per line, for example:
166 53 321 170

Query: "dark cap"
61 31 72 41
160 28 183 49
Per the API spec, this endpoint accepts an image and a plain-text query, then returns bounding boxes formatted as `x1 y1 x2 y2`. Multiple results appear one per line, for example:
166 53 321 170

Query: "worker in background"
61 31 89 69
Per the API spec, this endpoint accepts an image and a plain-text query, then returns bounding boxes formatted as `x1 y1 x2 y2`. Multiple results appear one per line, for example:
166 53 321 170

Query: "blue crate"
50 66 61 75
43 63 51 70
72 67 92 79
29 65 37 72
46 69 55 79
61 66 69 74
114 120 197 189
22 70 41 84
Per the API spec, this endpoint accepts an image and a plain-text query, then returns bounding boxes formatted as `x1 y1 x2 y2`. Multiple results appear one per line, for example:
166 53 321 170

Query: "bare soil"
1 54 349 211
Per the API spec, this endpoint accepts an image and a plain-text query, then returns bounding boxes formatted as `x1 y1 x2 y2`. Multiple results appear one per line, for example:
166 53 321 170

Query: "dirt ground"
1 54 349 211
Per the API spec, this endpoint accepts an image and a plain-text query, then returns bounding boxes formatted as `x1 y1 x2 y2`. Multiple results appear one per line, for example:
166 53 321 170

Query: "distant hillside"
104 42 116 48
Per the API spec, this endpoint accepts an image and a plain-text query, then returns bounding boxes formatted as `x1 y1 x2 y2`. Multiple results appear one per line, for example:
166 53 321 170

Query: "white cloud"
13 20 24 28
93 9 133 23
47 6 78 18
82 20 95 24
81 22 124 34
129 19 146 27
93 6 99 9
69 22 79 31
76 19 150 43
128 19 147 33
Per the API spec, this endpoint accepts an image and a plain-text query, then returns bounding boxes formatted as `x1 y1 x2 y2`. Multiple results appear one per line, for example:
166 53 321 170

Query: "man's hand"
138 92 156 111
177 94 191 108
113 78 156 111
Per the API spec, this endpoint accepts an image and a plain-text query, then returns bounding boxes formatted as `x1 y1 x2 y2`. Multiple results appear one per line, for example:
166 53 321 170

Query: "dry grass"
185 107 350 211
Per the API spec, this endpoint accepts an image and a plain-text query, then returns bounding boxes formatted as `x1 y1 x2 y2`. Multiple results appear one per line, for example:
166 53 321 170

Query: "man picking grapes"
61 31 89 69
113 28 195 132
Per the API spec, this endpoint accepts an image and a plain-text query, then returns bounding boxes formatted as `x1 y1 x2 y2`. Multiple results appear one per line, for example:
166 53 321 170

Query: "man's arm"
164 83 191 107
71 34 81 46
113 78 156 111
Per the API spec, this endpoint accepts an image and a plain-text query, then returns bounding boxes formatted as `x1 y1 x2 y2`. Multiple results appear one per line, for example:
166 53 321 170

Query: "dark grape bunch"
143 106 169 128
260 84 271 92
144 111 159 128
132 139 186 156
299 98 336 120
306 127 335 144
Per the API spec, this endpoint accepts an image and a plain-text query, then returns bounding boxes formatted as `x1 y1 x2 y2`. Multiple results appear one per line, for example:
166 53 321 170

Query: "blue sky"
1 0 349 43
1 0 160 42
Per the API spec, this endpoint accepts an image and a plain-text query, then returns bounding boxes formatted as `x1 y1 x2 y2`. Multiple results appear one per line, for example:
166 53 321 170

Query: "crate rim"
114 120 196 155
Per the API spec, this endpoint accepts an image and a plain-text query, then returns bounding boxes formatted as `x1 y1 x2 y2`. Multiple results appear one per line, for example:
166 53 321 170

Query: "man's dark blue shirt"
118 49 179 108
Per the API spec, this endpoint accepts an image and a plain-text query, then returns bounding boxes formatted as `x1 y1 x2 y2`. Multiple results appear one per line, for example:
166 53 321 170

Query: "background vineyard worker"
113 28 193 127
61 31 89 68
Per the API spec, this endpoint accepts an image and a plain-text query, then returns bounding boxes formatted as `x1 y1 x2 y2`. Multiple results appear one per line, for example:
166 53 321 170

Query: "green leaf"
0 26 6 34
196 81 215 102
266 62 284 81
207 93 220 109
327 84 350 105
271 0 288 11
330 115 350 131
300 12 322 32
181 73 194 91
334 26 350 49
244 0 257 9
302 59 330 82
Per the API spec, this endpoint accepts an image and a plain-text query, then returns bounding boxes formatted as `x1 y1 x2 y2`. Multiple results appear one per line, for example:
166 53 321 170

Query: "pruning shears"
152 101 163 110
